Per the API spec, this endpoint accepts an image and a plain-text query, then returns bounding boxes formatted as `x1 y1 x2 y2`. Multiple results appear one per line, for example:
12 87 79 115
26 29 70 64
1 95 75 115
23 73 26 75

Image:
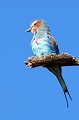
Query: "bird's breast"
31 37 52 56
31 37 48 46
31 38 38 46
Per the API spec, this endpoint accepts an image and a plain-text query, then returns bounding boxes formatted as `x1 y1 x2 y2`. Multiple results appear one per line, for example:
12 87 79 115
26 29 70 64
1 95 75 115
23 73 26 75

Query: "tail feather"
47 66 72 107
64 91 72 107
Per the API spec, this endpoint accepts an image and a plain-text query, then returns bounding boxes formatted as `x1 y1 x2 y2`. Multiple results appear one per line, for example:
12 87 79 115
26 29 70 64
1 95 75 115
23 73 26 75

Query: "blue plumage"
26 19 72 107
31 31 59 56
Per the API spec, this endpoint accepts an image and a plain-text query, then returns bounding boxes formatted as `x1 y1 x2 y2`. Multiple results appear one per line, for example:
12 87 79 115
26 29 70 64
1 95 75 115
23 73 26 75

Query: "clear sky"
0 0 79 120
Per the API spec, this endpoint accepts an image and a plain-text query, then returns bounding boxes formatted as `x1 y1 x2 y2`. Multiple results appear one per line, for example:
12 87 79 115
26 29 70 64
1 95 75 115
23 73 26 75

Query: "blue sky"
0 0 79 120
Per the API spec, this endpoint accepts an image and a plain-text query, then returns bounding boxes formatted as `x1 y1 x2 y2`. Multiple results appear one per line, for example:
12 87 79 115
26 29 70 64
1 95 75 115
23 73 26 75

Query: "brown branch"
24 53 79 68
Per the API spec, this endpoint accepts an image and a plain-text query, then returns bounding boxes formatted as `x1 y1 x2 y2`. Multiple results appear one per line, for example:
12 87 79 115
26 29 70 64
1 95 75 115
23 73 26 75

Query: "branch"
24 53 79 68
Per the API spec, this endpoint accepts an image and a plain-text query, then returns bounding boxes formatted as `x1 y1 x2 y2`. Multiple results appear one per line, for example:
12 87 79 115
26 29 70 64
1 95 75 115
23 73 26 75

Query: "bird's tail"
47 66 72 107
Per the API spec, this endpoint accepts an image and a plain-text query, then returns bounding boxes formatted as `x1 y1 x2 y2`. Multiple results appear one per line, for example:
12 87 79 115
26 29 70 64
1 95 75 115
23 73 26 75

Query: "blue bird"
26 20 72 107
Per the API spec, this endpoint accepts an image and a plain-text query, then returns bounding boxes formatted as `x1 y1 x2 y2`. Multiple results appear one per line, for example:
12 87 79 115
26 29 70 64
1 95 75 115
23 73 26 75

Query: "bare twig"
24 53 79 68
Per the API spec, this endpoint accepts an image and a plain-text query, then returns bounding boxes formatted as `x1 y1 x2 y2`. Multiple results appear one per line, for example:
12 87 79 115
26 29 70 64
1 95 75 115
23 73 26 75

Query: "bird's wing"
47 32 62 73
47 32 60 54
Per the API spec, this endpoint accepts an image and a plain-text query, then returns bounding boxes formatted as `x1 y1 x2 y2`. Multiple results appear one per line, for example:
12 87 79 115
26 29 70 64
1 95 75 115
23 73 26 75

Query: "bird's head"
26 20 50 34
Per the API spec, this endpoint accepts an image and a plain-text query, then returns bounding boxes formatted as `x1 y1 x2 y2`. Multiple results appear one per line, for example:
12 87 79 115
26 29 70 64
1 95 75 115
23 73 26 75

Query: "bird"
26 19 72 107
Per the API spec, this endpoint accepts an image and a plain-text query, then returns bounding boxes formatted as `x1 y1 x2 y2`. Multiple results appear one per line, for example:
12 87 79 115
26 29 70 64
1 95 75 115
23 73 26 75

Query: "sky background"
0 0 79 120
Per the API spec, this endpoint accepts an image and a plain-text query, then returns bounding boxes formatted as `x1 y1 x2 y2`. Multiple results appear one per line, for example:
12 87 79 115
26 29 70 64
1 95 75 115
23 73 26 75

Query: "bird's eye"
34 23 36 25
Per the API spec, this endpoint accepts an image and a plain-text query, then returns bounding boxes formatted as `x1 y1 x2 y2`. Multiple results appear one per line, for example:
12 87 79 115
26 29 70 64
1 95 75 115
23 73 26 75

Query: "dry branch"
24 53 79 68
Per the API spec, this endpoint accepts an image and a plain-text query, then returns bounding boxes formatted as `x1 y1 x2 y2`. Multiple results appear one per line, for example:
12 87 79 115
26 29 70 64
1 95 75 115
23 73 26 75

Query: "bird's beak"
25 28 31 32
